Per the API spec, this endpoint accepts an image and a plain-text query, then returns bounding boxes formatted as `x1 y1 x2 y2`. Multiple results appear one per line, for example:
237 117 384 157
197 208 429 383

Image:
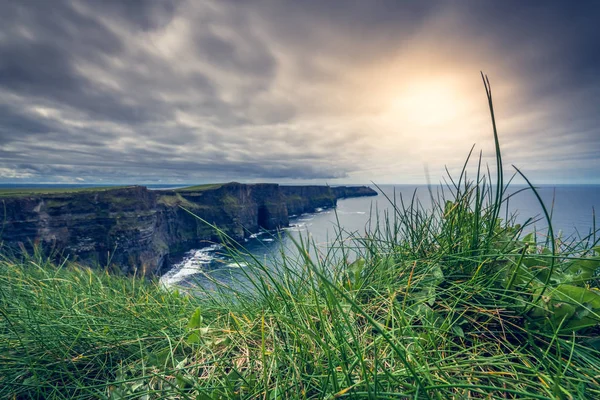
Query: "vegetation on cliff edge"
0 186 129 197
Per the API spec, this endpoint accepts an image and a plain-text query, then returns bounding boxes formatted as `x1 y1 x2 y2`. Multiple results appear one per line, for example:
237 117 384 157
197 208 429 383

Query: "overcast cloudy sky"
0 0 599 185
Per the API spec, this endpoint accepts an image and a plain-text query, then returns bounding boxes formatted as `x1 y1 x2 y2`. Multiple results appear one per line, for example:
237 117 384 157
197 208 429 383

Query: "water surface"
162 184 600 287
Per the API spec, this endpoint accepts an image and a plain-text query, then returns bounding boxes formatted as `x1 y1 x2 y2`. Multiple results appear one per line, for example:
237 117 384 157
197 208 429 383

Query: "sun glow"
388 81 467 128
366 74 495 173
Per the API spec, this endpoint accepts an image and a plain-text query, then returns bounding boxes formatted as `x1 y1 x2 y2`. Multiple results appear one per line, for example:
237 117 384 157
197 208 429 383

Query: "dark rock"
0 183 377 275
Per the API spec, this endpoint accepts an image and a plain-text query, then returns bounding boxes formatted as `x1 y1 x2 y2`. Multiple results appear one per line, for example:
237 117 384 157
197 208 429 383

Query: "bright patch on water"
225 262 247 268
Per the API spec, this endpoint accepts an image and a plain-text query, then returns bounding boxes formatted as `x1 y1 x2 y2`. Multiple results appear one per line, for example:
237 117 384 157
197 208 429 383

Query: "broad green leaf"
413 286 437 307
187 327 211 344
505 263 539 288
532 284 600 331
550 301 577 323
347 258 366 289
562 257 599 285
528 302 548 319
522 232 535 246
452 324 465 338
429 264 444 285
186 332 201 344
521 256 549 268
553 284 600 308
187 307 203 329
175 373 193 389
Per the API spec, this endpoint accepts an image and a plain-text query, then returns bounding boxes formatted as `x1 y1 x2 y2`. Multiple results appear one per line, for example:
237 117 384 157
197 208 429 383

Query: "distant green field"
0 183 224 197
174 183 224 192
0 186 129 197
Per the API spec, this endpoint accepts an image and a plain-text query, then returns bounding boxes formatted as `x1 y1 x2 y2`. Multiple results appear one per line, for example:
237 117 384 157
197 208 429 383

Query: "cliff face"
0 186 162 273
0 183 376 275
280 186 337 216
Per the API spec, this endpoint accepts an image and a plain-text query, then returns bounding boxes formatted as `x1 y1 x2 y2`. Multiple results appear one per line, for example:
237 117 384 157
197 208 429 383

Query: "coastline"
0 183 376 275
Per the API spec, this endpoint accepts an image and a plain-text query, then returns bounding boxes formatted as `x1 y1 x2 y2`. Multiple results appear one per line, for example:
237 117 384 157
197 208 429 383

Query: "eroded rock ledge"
0 183 376 274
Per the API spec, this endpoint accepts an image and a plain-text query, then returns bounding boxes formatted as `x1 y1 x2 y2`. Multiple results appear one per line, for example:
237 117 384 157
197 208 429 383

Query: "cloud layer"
1 0 599 184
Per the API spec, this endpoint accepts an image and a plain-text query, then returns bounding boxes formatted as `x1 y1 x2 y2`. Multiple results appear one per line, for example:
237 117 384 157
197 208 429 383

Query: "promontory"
0 183 377 275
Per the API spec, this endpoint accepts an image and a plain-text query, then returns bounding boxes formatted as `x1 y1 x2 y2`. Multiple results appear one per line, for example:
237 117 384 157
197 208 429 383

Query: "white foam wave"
160 244 223 286
284 222 311 232
226 262 247 268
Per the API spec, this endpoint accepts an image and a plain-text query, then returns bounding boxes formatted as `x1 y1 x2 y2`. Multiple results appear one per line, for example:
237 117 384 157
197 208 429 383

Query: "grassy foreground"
2 77 600 399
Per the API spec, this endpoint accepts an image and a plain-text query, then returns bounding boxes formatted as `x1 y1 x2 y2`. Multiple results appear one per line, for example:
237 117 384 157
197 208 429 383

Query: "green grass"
0 186 129 197
157 192 202 209
2 75 600 399
176 184 224 192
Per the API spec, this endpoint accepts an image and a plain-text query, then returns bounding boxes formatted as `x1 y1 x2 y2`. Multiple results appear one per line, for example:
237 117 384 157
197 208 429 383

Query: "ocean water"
161 184 600 287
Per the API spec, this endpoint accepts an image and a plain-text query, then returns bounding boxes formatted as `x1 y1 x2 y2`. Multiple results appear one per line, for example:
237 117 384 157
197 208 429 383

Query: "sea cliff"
0 183 376 275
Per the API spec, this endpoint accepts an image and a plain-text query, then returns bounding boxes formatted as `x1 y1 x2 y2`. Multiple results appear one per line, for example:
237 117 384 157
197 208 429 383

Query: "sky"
0 0 599 185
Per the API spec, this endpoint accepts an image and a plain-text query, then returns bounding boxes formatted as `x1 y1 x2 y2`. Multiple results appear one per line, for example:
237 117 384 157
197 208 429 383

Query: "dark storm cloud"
456 0 600 96
0 104 55 139
0 0 167 124
0 0 599 184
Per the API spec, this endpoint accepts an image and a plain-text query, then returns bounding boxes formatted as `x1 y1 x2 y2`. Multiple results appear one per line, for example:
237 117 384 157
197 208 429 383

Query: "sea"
161 184 600 288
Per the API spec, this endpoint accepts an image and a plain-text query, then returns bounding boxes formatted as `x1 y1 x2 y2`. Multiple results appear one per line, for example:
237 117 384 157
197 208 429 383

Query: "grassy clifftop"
0 185 129 197
175 183 225 192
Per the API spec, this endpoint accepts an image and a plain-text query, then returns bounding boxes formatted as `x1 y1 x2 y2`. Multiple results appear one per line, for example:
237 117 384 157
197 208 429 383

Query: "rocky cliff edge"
0 183 376 275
